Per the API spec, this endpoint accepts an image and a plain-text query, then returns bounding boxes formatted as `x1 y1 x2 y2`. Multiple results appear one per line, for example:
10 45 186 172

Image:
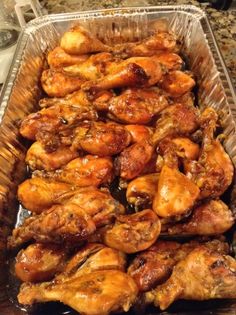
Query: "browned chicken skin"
114 31 177 57
115 139 154 180
39 89 92 108
126 173 159 209
167 199 235 235
15 243 67 282
18 270 138 315
159 137 200 161
83 56 162 92
63 52 114 80
125 125 153 143
145 246 236 310
8 203 96 249
153 53 182 70
64 187 125 227
34 155 113 187
60 243 126 277
65 54 179 86
153 164 200 218
17 177 75 213
26 141 79 171
61 25 177 57
60 25 111 55
9 24 236 315
101 88 169 124
128 239 229 292
71 121 131 156
19 103 97 141
161 70 196 97
47 46 89 68
186 108 234 199
41 69 85 97
152 103 199 144
103 209 161 253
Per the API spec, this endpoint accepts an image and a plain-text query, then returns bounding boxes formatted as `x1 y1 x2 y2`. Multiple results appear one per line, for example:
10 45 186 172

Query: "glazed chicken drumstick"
152 102 199 144
71 121 131 156
94 87 169 124
8 203 96 249
60 25 177 56
102 209 161 254
17 177 75 213
185 107 234 199
145 246 236 310
19 103 98 141
128 239 229 292
167 199 234 235
153 143 200 218
26 141 79 171
34 155 113 187
18 270 138 315
15 243 67 282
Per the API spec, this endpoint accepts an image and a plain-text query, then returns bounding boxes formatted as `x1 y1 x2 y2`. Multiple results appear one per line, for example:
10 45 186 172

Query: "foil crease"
0 5 235 314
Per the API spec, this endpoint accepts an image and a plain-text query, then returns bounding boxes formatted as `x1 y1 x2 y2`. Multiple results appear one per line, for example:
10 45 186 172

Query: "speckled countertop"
40 0 236 88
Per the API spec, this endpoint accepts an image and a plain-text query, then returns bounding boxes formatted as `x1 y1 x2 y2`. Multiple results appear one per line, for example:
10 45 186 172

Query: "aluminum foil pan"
0 5 236 315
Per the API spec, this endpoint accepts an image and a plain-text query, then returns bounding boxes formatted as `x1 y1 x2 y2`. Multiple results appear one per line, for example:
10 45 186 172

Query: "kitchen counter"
40 0 236 88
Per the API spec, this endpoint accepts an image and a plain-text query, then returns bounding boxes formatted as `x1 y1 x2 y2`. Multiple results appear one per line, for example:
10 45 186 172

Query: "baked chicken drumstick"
145 246 236 310
8 203 96 249
128 239 229 292
34 155 113 187
18 270 138 315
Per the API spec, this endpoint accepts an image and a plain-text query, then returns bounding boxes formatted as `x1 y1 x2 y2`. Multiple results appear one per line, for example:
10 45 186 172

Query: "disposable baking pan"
0 5 236 315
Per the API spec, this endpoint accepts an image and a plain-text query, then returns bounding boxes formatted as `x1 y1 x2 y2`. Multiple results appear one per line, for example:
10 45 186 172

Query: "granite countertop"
40 0 236 88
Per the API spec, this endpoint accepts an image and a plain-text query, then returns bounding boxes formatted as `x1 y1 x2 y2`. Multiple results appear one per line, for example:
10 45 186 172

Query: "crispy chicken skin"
103 209 161 253
153 164 199 218
47 46 89 68
72 121 131 156
60 25 110 55
18 270 138 315
15 243 66 282
145 247 236 310
19 103 97 141
34 155 113 187
126 173 159 209
128 239 229 292
17 178 74 213
41 69 85 97
167 199 234 235
64 187 125 227
152 103 199 144
104 88 169 124
161 70 196 97
26 141 79 171
115 139 154 180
